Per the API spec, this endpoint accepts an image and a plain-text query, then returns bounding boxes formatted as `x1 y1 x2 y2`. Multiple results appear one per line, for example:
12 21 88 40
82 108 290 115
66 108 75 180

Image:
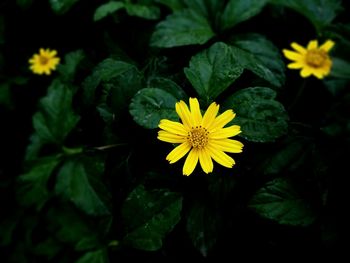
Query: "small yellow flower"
29 48 60 75
283 39 335 79
158 98 243 176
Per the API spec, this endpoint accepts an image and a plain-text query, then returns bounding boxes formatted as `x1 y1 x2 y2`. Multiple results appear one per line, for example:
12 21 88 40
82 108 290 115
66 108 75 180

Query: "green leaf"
33 238 61 259
0 82 13 109
186 201 221 257
184 42 243 100
323 78 349 97
95 59 137 81
55 158 110 216
229 33 285 87
76 249 109 263
170 0 225 26
223 87 289 142
330 57 350 79
129 88 179 129
82 59 137 107
125 3 160 20
0 212 21 246
57 50 85 82
122 185 183 251
269 0 342 32
94 1 160 21
49 0 80 14
33 80 80 145
221 0 267 30
46 206 102 251
17 157 61 210
150 9 215 48
16 0 33 8
94 1 125 21
25 134 43 161
262 138 308 174
249 178 317 226
96 104 114 123
147 77 187 100
155 0 186 11
108 66 143 119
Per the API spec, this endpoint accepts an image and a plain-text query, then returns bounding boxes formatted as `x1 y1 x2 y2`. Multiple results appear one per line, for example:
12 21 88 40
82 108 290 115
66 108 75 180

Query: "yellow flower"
157 98 243 176
29 48 60 75
283 39 335 79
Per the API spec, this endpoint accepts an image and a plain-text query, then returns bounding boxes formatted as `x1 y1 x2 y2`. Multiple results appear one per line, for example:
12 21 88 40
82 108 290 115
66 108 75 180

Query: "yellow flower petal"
208 109 235 132
49 50 57 57
320 40 335 52
287 62 304 69
209 139 243 153
166 142 191 164
159 119 188 136
175 100 192 129
198 149 213 174
183 149 199 176
300 67 312 78
202 102 219 129
158 130 186 143
291 42 307 54
312 71 324 79
312 67 329 79
282 49 303 61
307 40 318 50
52 57 60 65
189 97 202 127
207 145 235 168
210 125 241 139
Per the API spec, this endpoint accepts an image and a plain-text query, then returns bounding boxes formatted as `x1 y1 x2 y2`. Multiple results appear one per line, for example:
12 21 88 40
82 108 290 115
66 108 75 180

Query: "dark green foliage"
129 88 179 129
49 0 80 14
229 33 286 88
121 185 182 250
220 0 268 30
270 0 342 32
184 42 243 101
55 158 111 216
150 9 215 47
223 87 289 142
1 0 349 261
17 156 61 210
32 80 80 144
249 177 317 226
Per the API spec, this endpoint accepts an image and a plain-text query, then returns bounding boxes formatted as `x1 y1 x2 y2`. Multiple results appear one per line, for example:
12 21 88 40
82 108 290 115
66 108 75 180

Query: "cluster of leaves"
1 0 350 261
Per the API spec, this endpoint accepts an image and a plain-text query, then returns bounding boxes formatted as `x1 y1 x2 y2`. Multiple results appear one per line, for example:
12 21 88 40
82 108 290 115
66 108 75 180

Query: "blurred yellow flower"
283 39 335 79
158 98 243 176
29 48 60 75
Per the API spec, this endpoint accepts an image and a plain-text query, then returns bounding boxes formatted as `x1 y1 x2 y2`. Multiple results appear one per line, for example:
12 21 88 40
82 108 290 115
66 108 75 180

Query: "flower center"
305 49 328 67
39 55 49 65
187 126 209 149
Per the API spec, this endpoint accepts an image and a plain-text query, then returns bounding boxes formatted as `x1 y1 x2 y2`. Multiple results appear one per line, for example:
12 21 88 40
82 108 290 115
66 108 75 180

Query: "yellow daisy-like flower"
29 48 60 75
282 39 335 79
157 98 244 176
